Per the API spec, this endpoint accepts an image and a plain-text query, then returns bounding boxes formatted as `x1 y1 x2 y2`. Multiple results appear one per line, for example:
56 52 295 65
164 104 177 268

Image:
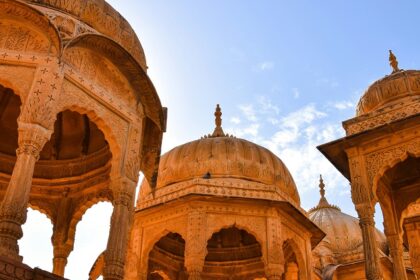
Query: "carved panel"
64 47 136 107
19 60 63 129
0 20 51 54
365 138 420 186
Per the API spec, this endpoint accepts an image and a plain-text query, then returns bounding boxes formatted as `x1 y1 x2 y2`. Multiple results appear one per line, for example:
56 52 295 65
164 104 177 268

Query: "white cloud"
257 61 275 71
228 100 350 211
257 96 280 115
230 116 241 124
238 104 258 122
332 100 354 110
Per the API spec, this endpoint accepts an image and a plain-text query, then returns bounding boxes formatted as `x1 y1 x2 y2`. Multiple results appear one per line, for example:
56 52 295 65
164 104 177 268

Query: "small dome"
139 105 300 205
356 51 420 116
308 176 386 260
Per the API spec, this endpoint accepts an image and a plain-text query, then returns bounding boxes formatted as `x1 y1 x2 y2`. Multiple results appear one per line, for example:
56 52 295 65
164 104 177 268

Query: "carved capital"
16 122 52 160
111 179 135 211
355 203 375 226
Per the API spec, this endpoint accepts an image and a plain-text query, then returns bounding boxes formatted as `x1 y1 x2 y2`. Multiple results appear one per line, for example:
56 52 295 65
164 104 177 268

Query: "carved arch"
143 228 188 266
400 198 420 231
66 197 113 251
27 203 54 224
0 0 62 55
370 142 420 203
283 238 308 280
55 102 122 177
204 217 267 265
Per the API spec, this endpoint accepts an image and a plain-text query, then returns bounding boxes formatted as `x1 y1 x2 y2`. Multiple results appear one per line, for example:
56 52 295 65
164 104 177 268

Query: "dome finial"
319 174 325 199
389 50 400 73
308 176 341 213
212 104 225 137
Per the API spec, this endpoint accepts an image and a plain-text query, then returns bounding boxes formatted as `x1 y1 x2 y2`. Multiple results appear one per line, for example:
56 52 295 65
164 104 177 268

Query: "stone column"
404 219 420 278
266 209 284 280
103 178 136 280
386 233 407 280
356 203 382 280
52 244 72 276
51 197 73 277
0 122 52 260
284 262 299 280
184 210 206 280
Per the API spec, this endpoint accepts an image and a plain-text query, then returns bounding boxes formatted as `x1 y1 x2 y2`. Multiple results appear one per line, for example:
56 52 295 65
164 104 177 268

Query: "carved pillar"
0 122 52 260
51 197 74 276
184 210 206 280
356 203 382 280
266 209 284 280
404 219 420 278
103 178 136 280
348 151 382 280
386 233 407 280
284 262 299 280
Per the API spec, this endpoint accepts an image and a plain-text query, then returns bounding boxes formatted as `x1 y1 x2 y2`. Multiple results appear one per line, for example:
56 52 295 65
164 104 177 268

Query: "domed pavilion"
124 105 325 280
318 51 420 280
0 0 165 279
309 176 418 280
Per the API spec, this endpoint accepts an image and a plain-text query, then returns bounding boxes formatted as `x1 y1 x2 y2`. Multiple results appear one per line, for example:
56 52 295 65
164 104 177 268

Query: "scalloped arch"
283 238 308 280
372 150 420 204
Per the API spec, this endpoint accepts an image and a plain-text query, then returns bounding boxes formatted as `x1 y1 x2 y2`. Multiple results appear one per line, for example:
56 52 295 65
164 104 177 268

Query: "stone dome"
138 105 300 206
308 176 387 260
356 51 420 116
25 0 147 70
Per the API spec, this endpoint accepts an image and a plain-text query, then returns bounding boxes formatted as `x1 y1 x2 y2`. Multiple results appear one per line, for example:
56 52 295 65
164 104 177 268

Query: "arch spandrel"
0 65 36 101
63 46 137 107
64 34 165 131
0 0 61 55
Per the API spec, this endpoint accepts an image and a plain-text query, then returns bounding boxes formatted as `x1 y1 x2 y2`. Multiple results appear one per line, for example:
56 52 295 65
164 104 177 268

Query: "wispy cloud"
227 100 349 210
238 104 258 122
332 100 355 110
230 116 241 124
257 61 275 71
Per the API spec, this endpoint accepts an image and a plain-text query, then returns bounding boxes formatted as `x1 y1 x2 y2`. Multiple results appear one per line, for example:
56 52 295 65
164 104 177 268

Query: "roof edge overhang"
317 113 420 181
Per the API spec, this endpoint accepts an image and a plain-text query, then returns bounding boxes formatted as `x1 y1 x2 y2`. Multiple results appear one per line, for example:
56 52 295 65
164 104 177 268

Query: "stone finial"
319 174 325 199
389 50 400 73
211 104 225 137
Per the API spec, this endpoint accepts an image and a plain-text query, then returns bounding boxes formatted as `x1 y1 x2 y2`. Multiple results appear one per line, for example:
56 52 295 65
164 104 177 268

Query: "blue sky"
19 1 420 279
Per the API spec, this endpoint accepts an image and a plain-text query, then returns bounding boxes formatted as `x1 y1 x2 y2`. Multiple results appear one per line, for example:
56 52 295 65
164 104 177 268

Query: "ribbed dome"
308 177 386 256
356 52 420 116
139 105 300 205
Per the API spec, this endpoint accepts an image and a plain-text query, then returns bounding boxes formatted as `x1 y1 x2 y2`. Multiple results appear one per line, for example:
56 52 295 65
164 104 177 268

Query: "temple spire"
389 50 400 73
317 174 330 207
212 104 225 137
308 175 341 213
